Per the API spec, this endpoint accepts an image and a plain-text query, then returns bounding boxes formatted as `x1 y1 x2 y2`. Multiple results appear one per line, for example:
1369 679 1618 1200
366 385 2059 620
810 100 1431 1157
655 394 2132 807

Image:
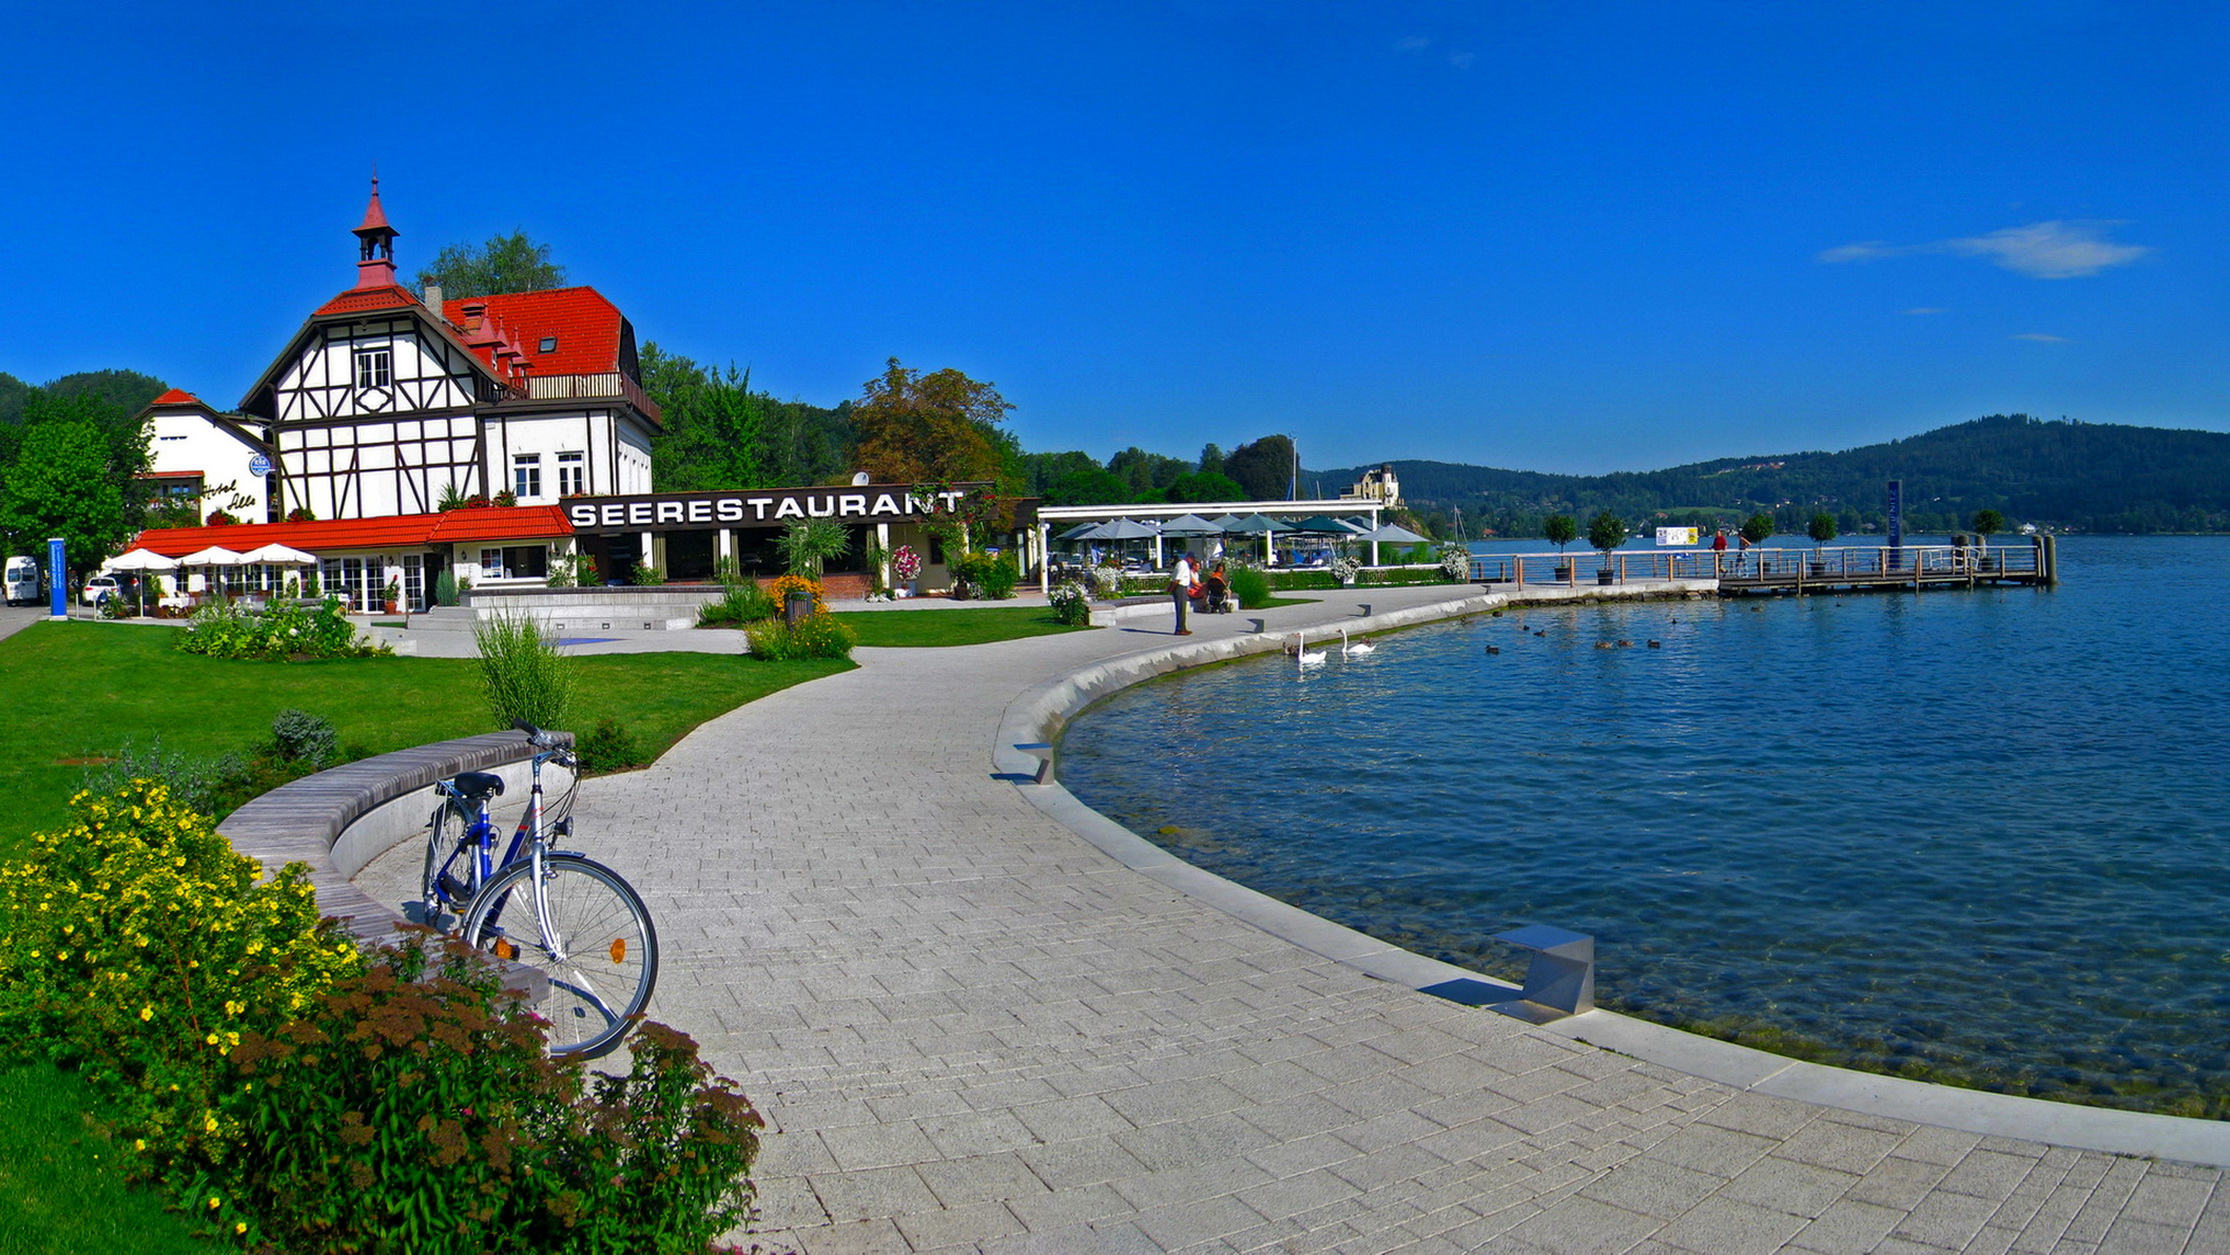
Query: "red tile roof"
127 506 573 557
444 287 625 377
150 388 205 406
312 283 421 317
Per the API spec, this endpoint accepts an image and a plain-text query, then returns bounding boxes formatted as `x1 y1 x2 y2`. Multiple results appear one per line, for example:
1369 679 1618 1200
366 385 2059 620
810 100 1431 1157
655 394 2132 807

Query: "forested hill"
1311 415 2230 535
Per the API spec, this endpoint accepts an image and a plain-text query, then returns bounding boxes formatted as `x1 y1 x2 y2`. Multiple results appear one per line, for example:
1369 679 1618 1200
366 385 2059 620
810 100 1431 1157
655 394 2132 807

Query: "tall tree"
652 364 767 491
0 419 133 570
850 358 1018 488
1198 443 1225 477
414 229 567 297
1223 435 1296 501
0 372 29 426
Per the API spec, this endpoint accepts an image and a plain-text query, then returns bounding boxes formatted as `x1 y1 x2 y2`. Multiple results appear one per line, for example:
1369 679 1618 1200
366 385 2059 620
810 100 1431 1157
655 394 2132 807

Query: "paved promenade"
363 587 2229 1253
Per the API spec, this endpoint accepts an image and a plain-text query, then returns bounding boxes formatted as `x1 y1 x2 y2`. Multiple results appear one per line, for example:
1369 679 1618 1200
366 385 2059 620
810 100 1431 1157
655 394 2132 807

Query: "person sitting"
1201 563 1230 613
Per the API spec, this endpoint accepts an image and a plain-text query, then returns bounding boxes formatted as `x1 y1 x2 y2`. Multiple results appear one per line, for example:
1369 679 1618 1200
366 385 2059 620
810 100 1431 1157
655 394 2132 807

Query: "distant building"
1345 463 1400 508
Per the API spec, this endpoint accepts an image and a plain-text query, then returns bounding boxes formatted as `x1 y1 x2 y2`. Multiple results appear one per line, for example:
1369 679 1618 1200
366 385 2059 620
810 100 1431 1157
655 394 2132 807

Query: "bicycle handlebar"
512 720 577 769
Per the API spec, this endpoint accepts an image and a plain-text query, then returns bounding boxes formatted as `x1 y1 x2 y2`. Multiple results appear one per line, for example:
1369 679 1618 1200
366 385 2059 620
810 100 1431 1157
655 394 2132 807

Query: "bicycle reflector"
492 938 517 961
610 938 627 964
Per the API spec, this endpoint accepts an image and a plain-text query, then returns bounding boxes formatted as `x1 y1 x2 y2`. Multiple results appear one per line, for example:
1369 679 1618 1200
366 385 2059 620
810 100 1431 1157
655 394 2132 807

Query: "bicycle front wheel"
461 854 659 1060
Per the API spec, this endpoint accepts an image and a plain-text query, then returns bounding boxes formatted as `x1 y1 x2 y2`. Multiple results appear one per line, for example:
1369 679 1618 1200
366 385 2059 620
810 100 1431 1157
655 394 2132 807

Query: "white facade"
146 399 270 522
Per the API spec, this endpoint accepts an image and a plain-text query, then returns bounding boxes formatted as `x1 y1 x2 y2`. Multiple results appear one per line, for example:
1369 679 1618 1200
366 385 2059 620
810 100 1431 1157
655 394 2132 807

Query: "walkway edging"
998 588 2230 1169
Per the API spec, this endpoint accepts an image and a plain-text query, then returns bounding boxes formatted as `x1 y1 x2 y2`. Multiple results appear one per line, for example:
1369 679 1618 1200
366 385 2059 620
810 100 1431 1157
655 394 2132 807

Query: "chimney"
423 283 444 315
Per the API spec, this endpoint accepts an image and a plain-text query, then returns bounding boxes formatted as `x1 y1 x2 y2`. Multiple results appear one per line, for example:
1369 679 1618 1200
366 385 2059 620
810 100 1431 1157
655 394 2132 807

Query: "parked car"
80 574 121 606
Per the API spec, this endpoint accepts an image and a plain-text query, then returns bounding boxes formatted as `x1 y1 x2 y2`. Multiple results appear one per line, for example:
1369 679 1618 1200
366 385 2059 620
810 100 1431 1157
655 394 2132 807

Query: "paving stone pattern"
357 587 2230 1253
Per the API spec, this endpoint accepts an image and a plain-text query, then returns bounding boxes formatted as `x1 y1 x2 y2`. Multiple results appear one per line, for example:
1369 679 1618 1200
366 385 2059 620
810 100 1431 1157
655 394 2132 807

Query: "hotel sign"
567 484 987 533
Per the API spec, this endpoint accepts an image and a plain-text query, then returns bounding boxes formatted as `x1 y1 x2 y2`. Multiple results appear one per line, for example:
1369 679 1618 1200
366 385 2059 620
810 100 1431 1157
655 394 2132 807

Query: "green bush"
80 739 250 818
629 563 665 586
1227 565 1272 609
696 578 776 628
473 613 574 731
175 599 390 661
745 612 857 661
978 552 1020 600
578 718 644 772
269 710 337 767
224 934 763 1254
0 781 363 1174
945 551 992 599
432 569 459 606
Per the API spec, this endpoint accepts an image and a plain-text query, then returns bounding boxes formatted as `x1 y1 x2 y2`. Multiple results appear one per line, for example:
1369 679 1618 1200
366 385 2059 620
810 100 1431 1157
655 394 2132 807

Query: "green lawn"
0 621 852 859
0 1066 207 1255
0 620 854 1247
832 605 1093 648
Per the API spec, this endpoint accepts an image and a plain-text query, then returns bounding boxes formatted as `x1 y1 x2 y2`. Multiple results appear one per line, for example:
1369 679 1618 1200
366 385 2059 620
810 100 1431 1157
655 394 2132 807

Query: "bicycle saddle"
451 771 505 800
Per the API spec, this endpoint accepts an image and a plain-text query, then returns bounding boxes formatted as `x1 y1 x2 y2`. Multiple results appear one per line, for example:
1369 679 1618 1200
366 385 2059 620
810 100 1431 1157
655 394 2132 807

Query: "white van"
2 556 40 606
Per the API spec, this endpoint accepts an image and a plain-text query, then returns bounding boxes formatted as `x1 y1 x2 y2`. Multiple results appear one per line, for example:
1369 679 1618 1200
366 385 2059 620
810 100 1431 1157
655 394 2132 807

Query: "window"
513 453 541 500
557 450 585 497
538 336 557 353
480 546 549 580
354 347 392 390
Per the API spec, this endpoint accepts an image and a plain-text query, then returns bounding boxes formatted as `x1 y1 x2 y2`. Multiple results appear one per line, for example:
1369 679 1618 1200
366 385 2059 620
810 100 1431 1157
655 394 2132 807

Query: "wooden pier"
1467 535 2057 595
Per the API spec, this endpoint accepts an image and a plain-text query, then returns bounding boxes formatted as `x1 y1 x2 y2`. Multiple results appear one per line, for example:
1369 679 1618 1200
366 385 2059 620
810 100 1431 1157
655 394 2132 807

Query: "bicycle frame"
427 745 573 931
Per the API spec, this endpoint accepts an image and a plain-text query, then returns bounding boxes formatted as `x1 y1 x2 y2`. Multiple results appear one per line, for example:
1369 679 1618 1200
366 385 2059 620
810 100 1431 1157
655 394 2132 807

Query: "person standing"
1170 551 1196 635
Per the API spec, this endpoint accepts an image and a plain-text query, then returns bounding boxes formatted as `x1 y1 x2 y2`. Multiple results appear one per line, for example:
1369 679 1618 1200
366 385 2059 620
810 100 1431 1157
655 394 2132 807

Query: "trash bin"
784 590 814 624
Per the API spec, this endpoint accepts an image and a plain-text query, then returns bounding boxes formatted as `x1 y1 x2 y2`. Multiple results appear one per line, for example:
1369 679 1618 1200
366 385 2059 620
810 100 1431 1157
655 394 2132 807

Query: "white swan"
1294 631 1328 667
1340 629 1376 656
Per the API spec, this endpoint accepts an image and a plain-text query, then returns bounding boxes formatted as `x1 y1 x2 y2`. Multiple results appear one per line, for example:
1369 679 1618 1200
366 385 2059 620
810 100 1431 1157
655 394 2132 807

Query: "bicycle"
420 721 659 1059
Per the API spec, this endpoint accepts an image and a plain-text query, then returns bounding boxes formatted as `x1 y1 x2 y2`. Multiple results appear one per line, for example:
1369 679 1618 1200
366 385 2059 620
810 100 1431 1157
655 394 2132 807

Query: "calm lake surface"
1058 536 2230 1111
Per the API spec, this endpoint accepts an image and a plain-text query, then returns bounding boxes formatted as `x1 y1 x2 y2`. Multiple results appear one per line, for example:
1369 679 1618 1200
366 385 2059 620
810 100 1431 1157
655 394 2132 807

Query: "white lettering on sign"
774 498 804 520
656 501 685 524
839 493 867 516
871 493 899 516
686 500 712 523
806 495 835 518
567 484 991 530
628 502 654 526
747 497 774 520
603 504 625 528
570 504 598 528
716 499 744 522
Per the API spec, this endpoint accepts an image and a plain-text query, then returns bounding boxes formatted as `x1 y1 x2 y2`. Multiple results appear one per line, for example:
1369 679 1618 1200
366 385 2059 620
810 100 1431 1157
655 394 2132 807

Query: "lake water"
1058 536 2230 1113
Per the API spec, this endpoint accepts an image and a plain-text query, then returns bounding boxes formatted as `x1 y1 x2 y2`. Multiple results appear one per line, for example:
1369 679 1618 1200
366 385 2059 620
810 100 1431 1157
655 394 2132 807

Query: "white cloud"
1447 50 1476 69
1817 220 2150 279
2012 332 2070 342
1901 307 1946 315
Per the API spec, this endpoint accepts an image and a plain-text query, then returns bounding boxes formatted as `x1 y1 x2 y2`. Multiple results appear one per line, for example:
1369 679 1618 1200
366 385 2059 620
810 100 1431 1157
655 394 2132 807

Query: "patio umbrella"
1091 518 1162 540
1290 515 1363 534
1226 514 1295 534
1054 521 1103 542
1208 514 1249 530
107 548 179 616
1159 513 1222 536
238 542 319 599
179 545 245 599
1360 523 1429 544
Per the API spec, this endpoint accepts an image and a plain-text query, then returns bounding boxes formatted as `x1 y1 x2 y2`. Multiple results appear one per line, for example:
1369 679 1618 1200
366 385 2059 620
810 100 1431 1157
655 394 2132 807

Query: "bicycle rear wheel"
461 854 659 1060
419 796 472 928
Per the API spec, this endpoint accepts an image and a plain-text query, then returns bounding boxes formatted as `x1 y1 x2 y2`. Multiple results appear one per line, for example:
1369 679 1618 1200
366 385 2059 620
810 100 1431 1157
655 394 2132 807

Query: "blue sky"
2 2 2220 474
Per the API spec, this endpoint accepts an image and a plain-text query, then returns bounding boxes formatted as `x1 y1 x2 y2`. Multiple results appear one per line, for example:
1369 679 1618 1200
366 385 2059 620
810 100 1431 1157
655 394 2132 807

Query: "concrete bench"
217 730 575 999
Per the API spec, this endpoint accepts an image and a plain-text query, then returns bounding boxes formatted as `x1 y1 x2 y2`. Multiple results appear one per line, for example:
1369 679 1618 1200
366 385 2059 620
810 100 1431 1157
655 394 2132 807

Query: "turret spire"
351 170 400 289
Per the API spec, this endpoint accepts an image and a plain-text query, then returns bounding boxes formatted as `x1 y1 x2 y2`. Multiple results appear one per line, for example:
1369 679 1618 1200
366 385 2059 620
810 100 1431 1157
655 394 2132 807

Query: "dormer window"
354 346 392 389
538 336 557 353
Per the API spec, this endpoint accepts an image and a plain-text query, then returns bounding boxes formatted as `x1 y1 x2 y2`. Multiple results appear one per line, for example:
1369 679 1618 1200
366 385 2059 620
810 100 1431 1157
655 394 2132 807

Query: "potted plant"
383 578 401 615
1807 512 1838 574
1544 514 1578 581
1740 513 1775 573
890 543 922 597
1586 511 1626 584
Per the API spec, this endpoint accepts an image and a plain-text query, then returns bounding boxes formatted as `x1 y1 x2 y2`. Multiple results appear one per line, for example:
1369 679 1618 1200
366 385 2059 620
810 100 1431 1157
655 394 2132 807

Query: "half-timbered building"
230 179 658 522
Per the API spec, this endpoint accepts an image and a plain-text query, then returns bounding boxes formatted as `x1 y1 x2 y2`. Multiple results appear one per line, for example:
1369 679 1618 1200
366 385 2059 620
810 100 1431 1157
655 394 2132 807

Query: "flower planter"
1554 566 1573 582
1596 570 1615 586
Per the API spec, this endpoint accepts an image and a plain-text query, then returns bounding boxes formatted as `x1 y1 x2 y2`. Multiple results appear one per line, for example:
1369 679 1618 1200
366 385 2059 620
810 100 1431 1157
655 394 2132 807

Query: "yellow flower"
139 1005 153 1021
134 1139 146 1151
207 1194 219 1209
234 1223 246 1235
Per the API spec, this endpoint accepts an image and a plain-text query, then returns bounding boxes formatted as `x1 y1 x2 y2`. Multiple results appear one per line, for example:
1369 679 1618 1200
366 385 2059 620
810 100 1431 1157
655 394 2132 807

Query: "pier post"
2036 533 2058 585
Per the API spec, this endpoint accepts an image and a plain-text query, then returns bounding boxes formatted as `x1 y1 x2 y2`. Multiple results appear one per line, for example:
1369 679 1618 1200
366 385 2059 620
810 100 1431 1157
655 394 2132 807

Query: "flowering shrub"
1089 564 1123 600
1331 554 1361 584
745 611 856 661
175 598 390 661
1047 580 1091 626
1439 542 1473 581
0 781 363 1171
890 544 921 582
765 573 826 617
225 933 762 1254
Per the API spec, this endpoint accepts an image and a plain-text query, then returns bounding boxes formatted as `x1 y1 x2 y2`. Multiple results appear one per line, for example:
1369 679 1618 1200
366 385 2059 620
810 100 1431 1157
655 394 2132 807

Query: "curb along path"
364 585 2228 1254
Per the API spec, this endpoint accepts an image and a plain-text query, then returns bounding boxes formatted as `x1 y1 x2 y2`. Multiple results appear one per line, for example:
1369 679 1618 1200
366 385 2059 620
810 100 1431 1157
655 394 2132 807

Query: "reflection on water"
1059 537 2230 1112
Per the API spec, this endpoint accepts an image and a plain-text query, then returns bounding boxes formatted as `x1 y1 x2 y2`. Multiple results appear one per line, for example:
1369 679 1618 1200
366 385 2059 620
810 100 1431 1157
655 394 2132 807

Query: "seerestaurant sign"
567 484 986 532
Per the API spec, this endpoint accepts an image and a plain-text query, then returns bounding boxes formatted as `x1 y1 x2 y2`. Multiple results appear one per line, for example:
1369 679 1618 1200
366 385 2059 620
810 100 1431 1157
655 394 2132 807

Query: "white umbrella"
107 548 179 617
178 545 245 599
237 542 318 565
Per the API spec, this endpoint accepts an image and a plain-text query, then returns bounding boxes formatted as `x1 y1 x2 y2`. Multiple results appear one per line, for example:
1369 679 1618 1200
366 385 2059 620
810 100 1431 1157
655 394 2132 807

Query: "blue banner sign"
47 538 65 618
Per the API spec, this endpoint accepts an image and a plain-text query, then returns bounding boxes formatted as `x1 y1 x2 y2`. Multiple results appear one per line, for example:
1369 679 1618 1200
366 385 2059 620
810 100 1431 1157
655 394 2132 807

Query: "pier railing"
1467 543 2045 588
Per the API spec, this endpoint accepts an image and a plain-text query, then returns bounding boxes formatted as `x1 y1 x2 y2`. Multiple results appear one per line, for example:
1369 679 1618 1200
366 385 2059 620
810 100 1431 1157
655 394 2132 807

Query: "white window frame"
354 347 392 390
557 450 585 497
513 453 542 501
